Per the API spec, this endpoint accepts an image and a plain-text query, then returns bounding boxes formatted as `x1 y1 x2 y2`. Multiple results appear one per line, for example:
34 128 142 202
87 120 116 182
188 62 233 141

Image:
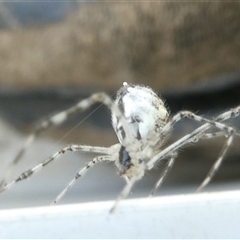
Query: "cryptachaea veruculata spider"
0 82 240 212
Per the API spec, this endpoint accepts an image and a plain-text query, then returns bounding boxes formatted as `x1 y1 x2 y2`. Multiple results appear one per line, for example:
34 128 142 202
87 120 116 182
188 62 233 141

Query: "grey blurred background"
0 2 240 209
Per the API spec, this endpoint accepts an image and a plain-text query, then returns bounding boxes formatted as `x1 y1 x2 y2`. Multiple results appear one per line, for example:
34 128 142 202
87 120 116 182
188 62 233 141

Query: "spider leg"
0 92 133 189
151 131 234 195
195 107 240 190
149 152 177 197
157 110 237 142
198 105 240 140
149 128 232 197
214 106 240 122
123 176 130 183
196 132 234 192
148 111 239 169
200 131 226 139
145 107 240 197
110 175 139 213
0 143 119 193
153 105 240 151
52 155 115 205
149 129 226 197
147 107 240 192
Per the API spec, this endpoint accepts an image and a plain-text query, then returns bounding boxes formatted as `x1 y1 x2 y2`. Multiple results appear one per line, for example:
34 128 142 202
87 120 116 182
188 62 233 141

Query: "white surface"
0 190 240 238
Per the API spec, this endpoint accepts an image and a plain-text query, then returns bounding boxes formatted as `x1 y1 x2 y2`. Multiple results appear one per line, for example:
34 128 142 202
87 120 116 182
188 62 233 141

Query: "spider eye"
119 146 133 175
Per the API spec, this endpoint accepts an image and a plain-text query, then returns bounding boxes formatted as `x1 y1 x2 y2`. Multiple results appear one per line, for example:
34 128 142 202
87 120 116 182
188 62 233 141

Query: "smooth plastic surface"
0 190 240 238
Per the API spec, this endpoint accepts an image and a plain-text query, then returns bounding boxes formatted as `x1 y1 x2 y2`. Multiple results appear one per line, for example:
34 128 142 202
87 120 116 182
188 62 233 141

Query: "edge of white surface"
1 190 240 238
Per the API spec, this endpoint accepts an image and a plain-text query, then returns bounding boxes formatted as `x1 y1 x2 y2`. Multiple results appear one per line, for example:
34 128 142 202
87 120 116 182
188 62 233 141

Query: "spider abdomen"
112 82 169 145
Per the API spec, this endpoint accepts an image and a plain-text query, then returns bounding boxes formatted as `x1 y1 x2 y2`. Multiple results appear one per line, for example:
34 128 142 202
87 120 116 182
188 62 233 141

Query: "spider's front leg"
149 152 177 197
110 155 146 213
109 141 152 213
0 144 119 194
0 92 133 190
51 154 117 205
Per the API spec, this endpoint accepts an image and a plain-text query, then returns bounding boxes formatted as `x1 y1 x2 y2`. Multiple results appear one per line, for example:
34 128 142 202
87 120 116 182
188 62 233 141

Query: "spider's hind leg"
148 108 240 193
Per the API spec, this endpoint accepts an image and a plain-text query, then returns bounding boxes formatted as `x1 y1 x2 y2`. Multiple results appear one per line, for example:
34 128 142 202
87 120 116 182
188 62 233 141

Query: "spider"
0 82 240 212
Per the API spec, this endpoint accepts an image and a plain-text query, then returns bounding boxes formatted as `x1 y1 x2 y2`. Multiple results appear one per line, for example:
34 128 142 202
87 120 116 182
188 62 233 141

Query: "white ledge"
1 190 240 238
